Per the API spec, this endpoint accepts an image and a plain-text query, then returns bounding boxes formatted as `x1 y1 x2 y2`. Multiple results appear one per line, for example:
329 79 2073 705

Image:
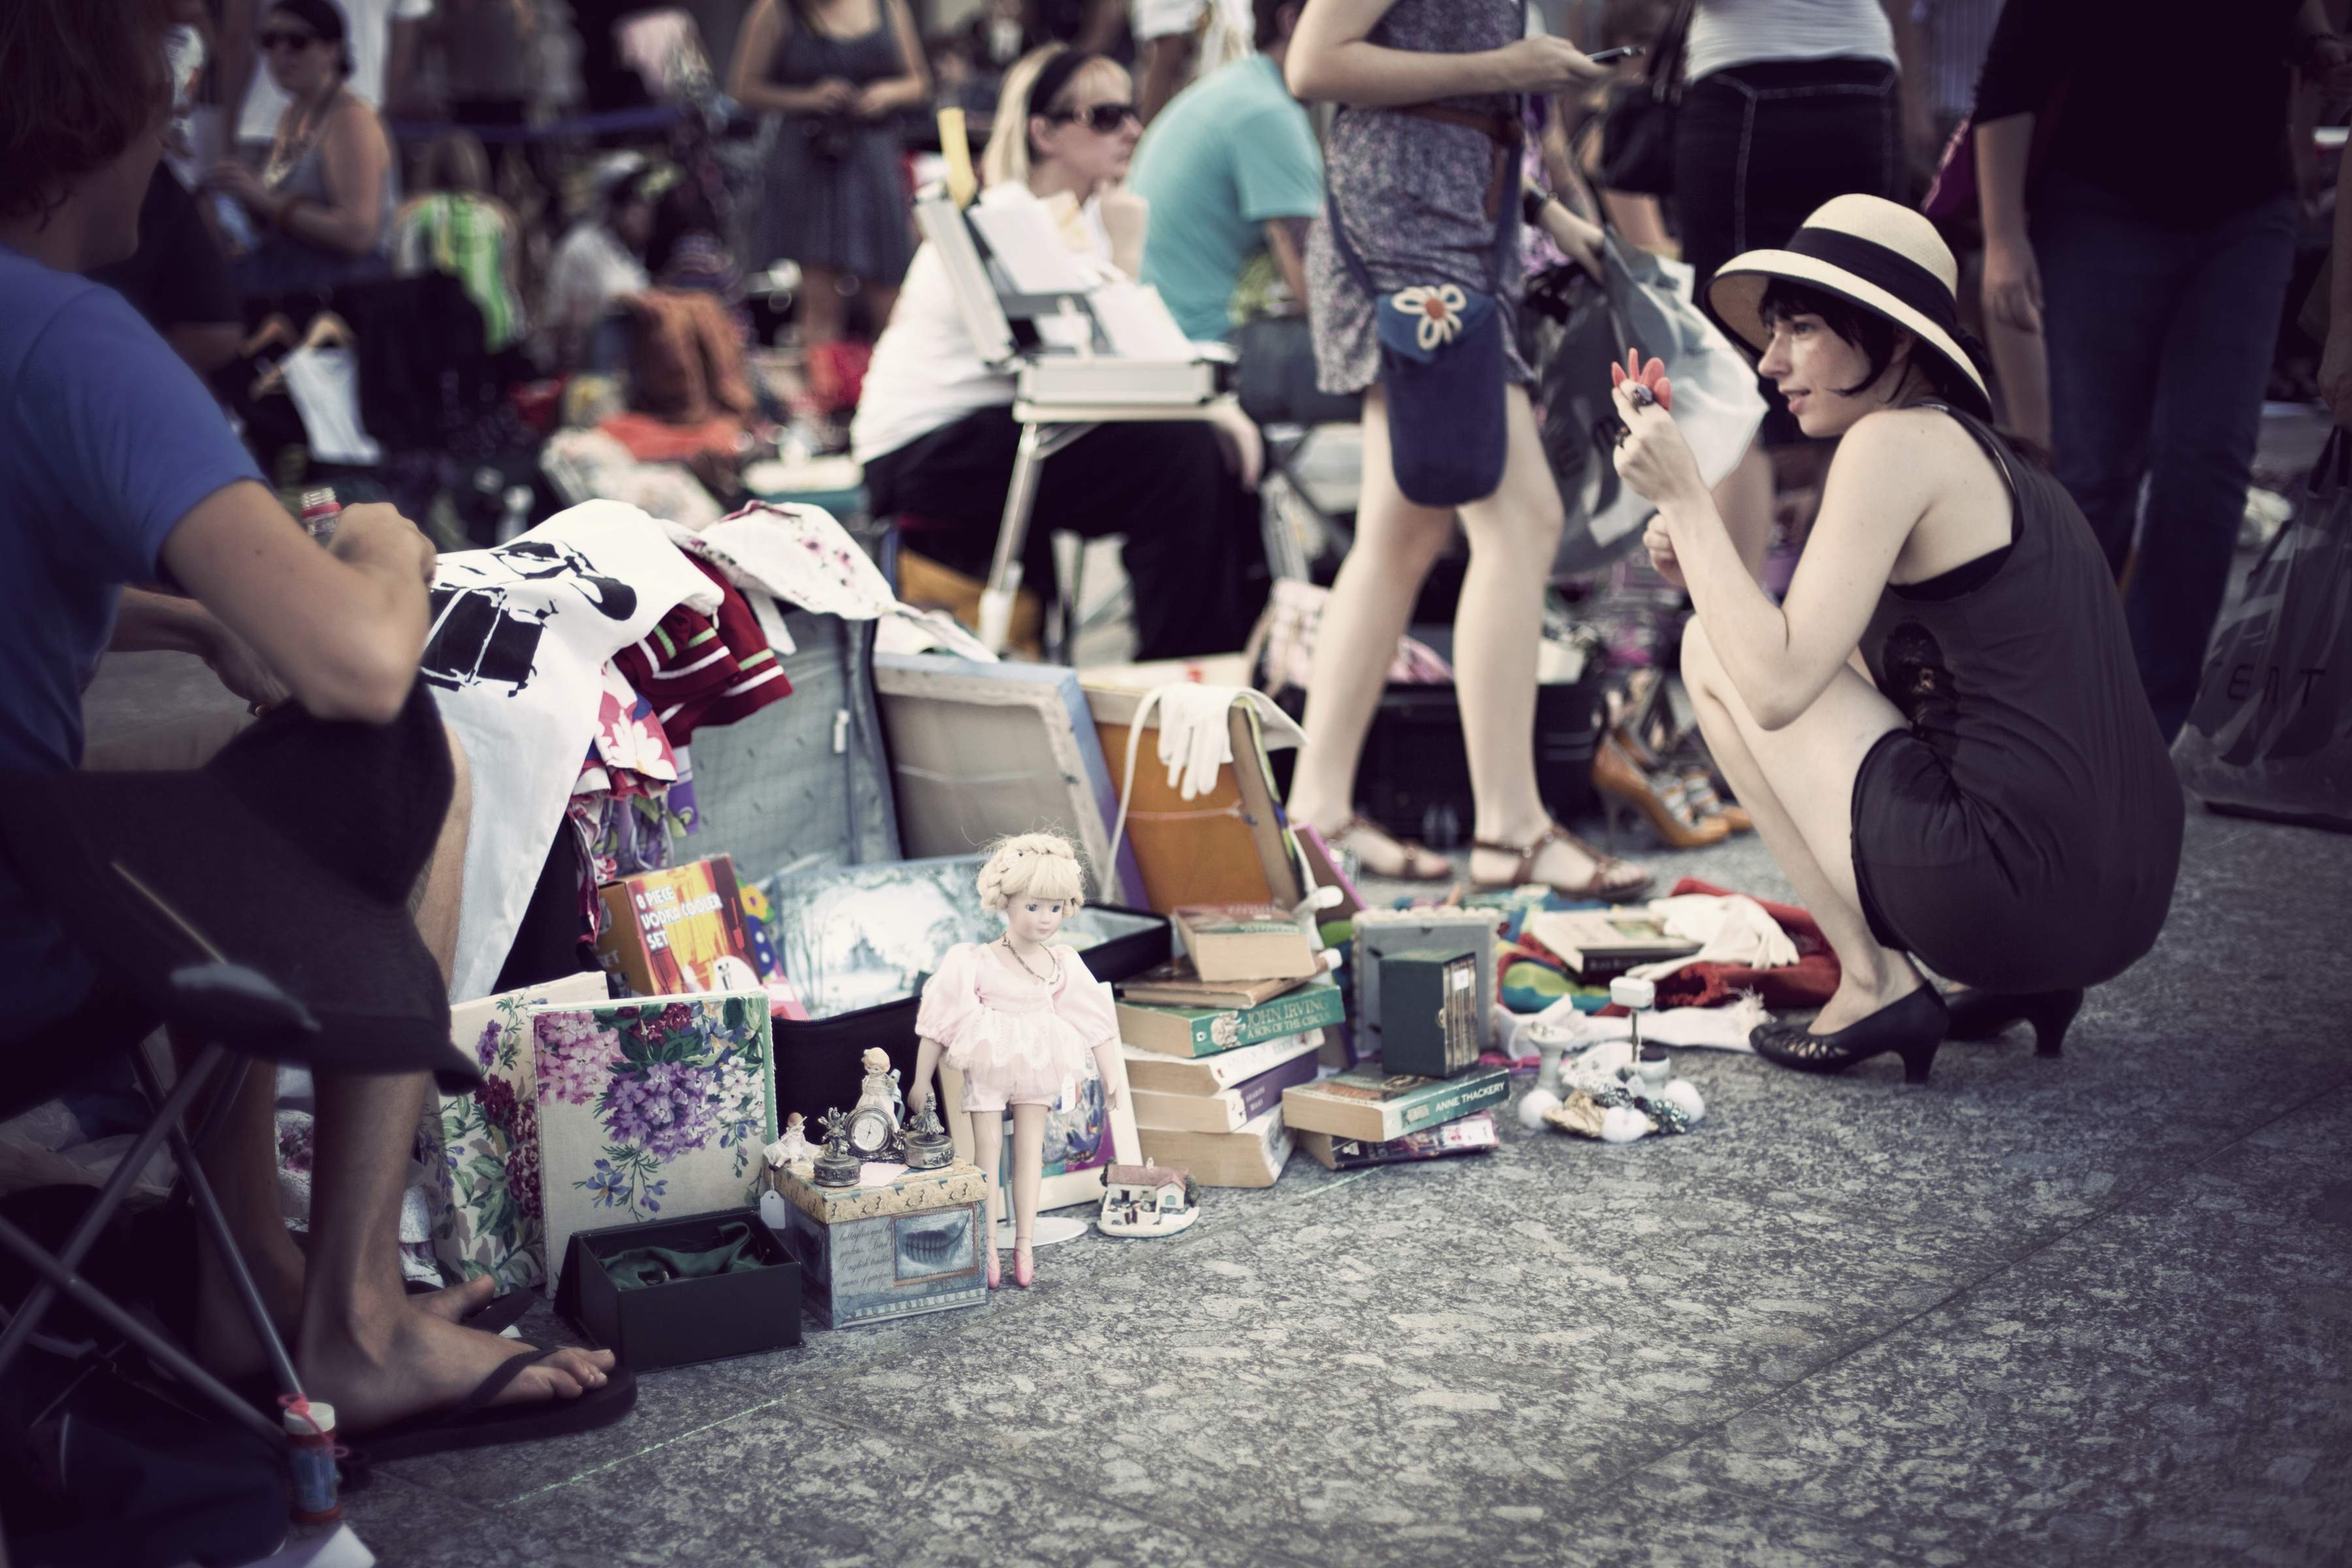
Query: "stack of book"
1117 954 1346 1188
1281 1064 1509 1171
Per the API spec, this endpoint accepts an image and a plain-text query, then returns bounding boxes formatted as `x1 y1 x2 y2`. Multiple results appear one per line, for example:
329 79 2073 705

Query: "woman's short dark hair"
0 0 174 227
1758 278 1961 402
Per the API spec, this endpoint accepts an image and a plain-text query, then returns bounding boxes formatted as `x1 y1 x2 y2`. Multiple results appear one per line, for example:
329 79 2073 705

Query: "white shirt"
1684 0 1896 86
1132 0 1253 81
851 184 1114 466
238 0 435 143
542 222 649 363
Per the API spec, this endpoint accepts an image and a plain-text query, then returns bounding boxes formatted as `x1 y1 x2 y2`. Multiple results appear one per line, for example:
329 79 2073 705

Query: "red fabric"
598 410 744 461
1538 879 1840 1013
610 557 792 744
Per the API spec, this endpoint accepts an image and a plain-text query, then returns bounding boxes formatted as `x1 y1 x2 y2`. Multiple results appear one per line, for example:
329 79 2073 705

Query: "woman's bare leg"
1285 386 1454 875
1460 387 1646 892
1680 620 1919 1030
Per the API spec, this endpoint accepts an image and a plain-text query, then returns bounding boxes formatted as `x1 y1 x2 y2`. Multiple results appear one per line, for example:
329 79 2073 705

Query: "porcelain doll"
909 832 1124 1291
764 1112 812 1172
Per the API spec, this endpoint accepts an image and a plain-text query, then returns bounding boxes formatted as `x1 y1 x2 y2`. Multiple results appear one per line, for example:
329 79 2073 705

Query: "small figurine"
845 1047 905 1161
813 1107 863 1187
764 1111 813 1173
908 833 1124 1292
903 1099 956 1170
1098 1160 1198 1237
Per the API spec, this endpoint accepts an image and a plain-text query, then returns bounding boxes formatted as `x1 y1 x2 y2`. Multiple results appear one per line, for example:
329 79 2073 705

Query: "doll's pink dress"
916 941 1118 1112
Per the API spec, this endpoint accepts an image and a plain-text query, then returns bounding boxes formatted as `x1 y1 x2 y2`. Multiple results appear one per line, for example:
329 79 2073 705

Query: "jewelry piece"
1626 382 1656 409
999 934 1057 985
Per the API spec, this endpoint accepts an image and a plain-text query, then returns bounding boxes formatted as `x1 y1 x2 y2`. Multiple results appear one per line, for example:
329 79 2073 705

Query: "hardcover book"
1117 977 1346 1058
1120 1031 1323 1098
1129 1046 1324 1134
1280 1062 1510 1144
1522 908 1701 981
1172 901 1324 984
1298 1109 1501 1171
1134 1104 1294 1188
1115 957 1305 1011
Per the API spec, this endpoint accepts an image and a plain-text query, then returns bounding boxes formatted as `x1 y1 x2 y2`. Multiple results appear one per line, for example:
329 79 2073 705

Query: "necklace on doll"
999 934 1059 984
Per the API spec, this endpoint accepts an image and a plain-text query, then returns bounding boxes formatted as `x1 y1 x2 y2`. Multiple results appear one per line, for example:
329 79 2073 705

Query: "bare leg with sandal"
1286 386 1650 900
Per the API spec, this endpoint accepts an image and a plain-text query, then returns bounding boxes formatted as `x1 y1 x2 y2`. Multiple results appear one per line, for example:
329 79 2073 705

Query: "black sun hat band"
1777 227 1958 336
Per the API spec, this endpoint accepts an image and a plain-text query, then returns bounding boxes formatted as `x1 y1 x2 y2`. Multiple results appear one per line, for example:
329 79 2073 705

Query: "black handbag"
1595 0 1696 196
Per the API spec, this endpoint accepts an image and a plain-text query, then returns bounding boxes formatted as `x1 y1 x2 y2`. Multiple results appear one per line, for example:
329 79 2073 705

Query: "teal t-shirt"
1130 54 1324 342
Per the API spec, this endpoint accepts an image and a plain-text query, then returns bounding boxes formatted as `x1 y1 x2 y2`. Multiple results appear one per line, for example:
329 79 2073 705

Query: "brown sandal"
1469 821 1652 903
1328 814 1454 883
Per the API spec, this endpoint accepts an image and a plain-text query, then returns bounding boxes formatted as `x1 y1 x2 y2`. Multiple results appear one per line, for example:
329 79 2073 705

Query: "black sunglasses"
258 28 321 51
1045 102 1139 135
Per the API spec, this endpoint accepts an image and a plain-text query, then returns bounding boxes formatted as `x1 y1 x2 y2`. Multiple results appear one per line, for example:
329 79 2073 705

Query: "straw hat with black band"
1702 194 1993 422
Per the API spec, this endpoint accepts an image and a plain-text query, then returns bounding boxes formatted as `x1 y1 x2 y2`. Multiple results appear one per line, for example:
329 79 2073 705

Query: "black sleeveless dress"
1850 406 2184 990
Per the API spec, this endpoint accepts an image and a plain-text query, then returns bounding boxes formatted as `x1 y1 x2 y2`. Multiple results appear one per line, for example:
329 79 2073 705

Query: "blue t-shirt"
1130 54 1325 342
1 242 264 1033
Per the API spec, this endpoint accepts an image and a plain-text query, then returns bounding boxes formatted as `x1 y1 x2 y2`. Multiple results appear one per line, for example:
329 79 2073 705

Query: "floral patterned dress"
1306 0 1533 396
916 942 1119 1111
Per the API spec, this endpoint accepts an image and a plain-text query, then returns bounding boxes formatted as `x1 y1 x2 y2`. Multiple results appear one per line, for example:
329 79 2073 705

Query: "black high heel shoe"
1943 987 2083 1057
1751 987 1951 1084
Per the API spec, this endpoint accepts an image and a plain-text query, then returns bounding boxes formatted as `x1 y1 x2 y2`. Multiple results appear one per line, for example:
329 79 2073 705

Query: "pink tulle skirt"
945 1005 1100 1107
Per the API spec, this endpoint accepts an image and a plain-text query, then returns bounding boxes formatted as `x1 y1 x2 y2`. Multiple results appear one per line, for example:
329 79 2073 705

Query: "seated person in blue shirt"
0 0 617 1445
1130 0 1324 346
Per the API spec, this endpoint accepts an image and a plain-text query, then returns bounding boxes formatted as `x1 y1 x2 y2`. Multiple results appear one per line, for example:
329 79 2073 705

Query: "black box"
767 905 1171 1130
558 1207 801 1370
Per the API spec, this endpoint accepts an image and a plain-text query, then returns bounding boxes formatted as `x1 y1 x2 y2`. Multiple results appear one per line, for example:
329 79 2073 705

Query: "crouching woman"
1608 195 2182 1083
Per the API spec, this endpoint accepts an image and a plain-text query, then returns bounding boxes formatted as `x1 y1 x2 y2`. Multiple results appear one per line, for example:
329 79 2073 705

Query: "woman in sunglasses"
207 0 393 296
854 45 1271 659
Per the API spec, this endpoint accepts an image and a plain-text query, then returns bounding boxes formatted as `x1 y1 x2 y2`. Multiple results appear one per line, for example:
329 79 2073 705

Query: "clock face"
848 1107 894 1155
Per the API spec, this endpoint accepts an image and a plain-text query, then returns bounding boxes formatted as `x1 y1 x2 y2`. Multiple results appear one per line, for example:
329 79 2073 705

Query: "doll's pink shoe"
1012 1239 1034 1289
987 1247 1002 1290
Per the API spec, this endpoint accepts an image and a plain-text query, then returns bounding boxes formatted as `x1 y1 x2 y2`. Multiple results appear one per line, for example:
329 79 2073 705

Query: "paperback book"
1128 1044 1324 1134
1298 1109 1501 1171
1280 1062 1510 1145
1115 957 1305 1011
1116 977 1346 1058
1172 902 1324 983
1134 1103 1294 1188
1522 907 1700 982
1120 1032 1322 1098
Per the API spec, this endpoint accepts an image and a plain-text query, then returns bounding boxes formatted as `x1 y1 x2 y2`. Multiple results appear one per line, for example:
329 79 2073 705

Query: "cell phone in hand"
1587 46 1643 65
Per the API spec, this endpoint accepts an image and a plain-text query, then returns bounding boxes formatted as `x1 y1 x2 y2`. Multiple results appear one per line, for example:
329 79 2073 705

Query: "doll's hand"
1102 1083 1124 1110
906 1083 932 1117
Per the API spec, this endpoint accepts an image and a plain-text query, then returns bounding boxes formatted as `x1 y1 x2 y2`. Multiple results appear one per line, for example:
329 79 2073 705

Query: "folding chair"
0 957 319 1450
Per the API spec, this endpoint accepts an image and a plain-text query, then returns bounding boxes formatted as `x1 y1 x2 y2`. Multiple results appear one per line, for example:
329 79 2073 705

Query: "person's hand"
1207 400 1264 490
1610 351 1705 507
207 159 270 211
203 623 293 713
1982 233 2043 335
329 502 438 585
1494 37 1610 95
850 83 896 118
1641 517 1688 591
2321 325 2352 429
812 76 858 114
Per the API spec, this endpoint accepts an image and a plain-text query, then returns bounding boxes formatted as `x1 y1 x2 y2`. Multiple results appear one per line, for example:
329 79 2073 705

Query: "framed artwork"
529 990 777 1292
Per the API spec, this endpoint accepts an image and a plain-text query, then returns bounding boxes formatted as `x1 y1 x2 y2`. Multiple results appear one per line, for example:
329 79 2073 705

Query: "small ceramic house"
1098 1160 1198 1237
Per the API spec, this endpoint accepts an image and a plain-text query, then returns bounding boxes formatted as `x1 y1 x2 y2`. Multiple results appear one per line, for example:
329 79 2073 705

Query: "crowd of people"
1 0 2345 1471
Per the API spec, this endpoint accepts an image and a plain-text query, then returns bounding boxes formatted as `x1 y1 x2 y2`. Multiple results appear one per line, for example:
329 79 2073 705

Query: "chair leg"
0 1047 224 1380
132 1051 306 1405
0 1213 285 1449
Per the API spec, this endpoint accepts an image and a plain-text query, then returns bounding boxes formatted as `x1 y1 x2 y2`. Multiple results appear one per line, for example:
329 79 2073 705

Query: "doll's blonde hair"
977 832 1088 913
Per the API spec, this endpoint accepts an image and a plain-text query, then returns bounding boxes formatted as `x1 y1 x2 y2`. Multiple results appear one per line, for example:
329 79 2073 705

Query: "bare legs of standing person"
1678 621 1921 1032
1287 385 1647 892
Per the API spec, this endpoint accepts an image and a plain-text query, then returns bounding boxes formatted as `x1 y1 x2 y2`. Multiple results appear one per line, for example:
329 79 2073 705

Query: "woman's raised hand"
1494 36 1610 95
1610 350 1704 509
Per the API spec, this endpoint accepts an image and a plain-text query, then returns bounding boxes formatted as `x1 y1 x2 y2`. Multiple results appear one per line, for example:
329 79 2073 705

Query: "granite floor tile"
373 1416 1292 1568
1636 1088 2352 1567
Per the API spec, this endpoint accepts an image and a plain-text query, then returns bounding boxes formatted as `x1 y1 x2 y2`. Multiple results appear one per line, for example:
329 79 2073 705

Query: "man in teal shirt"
1130 1 1322 343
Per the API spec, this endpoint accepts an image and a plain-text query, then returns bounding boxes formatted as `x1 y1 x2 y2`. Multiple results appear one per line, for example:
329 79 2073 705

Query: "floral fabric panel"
418 970 610 1291
530 990 777 1292
672 501 899 622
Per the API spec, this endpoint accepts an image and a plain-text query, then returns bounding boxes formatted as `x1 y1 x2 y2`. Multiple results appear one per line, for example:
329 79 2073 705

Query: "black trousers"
862 404 1268 661
1674 57 1902 445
